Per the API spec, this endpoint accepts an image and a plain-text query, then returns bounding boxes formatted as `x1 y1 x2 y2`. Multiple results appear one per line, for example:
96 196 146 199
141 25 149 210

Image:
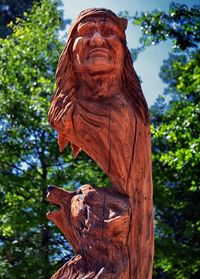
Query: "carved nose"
90 32 105 47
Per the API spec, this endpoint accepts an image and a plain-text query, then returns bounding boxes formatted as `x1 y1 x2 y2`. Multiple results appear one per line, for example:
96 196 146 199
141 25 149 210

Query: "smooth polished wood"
47 8 154 279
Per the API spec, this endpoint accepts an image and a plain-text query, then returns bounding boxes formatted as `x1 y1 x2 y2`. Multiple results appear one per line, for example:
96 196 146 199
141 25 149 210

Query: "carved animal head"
47 185 130 254
47 8 153 278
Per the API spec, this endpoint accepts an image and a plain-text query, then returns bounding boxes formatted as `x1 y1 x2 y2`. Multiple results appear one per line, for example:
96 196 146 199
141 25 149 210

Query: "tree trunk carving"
47 8 154 279
47 185 131 278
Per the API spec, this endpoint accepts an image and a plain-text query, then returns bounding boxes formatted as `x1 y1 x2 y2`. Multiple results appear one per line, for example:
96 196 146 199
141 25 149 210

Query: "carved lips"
87 47 112 60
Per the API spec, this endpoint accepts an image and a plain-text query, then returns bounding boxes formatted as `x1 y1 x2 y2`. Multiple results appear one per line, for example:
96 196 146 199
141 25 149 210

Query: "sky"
61 0 198 106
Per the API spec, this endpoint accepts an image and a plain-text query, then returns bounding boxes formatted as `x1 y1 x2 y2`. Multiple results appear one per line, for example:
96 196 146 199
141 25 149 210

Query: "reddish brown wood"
47 185 131 278
47 8 154 279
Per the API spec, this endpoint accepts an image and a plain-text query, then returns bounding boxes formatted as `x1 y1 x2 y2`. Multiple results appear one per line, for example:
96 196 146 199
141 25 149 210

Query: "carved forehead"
68 8 127 39
78 15 123 27
78 185 129 210
77 16 125 37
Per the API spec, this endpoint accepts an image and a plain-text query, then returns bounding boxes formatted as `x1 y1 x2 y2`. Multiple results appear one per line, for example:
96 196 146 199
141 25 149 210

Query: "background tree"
0 0 108 278
0 0 42 38
0 1 64 277
1 1 199 278
131 2 200 278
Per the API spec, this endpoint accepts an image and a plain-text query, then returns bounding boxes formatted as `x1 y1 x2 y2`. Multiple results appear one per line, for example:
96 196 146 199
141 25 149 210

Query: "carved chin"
74 61 118 74
89 59 112 68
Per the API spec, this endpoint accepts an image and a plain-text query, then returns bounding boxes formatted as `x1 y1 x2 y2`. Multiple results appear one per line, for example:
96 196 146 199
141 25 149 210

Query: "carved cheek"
114 39 124 59
106 36 124 64
72 37 85 65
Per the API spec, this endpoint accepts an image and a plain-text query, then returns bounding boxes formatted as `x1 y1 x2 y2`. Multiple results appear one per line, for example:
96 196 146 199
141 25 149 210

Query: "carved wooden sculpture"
47 8 154 279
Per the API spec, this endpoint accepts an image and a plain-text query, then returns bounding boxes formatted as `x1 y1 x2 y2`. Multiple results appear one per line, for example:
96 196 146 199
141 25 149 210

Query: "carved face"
72 17 125 75
70 185 130 243
47 185 130 251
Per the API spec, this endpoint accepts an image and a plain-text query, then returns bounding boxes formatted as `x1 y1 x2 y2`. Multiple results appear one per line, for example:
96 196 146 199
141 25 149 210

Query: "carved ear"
120 17 128 30
58 133 69 152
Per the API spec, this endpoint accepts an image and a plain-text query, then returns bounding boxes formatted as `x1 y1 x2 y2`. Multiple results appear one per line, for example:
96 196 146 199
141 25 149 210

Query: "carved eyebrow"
101 22 124 37
77 21 124 38
77 22 95 33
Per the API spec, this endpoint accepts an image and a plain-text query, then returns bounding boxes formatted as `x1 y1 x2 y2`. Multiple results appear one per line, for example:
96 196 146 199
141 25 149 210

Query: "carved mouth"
87 48 111 59
46 190 61 220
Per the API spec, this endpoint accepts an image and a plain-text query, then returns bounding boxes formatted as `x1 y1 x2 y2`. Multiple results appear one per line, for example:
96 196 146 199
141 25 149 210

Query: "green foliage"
151 53 200 277
1 1 199 278
0 0 41 38
0 0 108 277
132 2 200 50
133 3 200 278
0 1 63 277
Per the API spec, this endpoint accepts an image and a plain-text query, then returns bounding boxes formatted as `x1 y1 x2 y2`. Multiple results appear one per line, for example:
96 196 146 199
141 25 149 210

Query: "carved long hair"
48 8 149 132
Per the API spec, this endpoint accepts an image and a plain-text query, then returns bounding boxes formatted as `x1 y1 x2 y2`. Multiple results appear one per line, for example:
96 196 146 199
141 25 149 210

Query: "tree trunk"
47 7 154 278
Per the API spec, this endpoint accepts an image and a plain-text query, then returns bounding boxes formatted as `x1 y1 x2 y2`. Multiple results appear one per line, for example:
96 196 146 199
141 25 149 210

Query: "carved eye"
102 28 114 37
76 189 82 195
78 23 95 37
71 193 84 218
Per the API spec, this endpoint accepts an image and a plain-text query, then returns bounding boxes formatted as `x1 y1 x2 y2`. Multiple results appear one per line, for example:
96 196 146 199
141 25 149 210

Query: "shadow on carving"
47 7 154 279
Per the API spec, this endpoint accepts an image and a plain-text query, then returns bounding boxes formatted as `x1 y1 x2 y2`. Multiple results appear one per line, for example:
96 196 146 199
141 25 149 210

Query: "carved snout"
46 186 78 251
47 185 74 205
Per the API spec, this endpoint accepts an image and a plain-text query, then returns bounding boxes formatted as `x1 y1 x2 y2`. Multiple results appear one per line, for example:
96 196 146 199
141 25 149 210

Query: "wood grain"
47 8 154 279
